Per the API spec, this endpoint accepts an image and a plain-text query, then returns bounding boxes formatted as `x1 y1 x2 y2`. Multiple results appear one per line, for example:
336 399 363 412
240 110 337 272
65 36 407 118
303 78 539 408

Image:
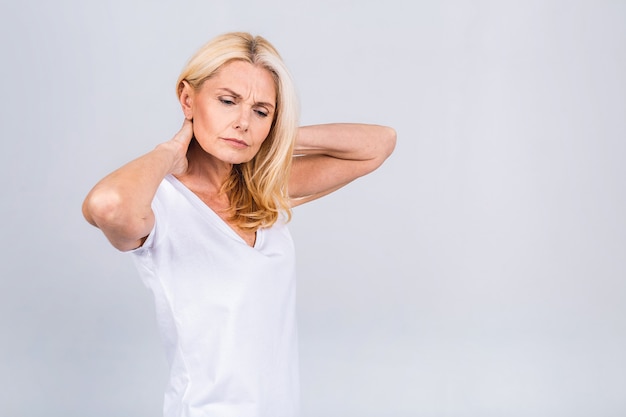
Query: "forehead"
206 60 276 103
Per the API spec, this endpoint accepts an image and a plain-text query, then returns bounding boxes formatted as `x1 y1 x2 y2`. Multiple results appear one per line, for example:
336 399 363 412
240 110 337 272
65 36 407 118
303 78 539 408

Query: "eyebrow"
218 88 275 110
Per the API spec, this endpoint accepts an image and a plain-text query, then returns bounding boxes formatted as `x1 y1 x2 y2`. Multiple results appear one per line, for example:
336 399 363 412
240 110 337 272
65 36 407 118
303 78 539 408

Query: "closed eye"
255 109 269 118
219 97 236 106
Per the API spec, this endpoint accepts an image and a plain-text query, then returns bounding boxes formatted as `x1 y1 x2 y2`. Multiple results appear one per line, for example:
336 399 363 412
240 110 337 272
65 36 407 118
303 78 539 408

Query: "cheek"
192 109 220 135
256 120 274 142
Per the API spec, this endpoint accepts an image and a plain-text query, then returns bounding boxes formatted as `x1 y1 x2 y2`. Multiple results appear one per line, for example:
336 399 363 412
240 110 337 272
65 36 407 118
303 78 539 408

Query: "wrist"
153 142 184 175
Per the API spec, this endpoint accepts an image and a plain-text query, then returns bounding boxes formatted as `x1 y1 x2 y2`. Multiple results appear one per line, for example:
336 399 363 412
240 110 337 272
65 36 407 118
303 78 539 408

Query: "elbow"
371 125 396 167
357 126 396 176
82 188 126 230
83 187 144 236
82 188 150 251
381 126 397 159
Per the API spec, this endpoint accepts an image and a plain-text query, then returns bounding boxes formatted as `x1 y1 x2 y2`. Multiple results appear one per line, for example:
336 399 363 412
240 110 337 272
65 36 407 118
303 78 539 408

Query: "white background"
1 1 625 416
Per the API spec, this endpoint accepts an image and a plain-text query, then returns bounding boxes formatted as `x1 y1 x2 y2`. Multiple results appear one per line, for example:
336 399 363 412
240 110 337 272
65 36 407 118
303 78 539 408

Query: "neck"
176 138 233 194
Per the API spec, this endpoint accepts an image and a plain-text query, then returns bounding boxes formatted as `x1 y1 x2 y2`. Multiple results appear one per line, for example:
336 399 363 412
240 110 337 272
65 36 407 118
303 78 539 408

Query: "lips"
221 137 249 149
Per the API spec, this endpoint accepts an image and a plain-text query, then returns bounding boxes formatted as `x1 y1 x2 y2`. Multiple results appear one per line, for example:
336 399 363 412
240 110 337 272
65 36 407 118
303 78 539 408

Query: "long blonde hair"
176 32 299 231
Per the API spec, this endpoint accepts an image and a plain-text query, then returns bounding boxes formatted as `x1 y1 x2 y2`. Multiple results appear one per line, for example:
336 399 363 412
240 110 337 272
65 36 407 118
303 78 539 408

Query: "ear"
178 80 194 120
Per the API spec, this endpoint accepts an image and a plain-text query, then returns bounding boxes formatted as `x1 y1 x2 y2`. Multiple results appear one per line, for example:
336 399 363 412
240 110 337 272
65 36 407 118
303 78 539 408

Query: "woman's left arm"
289 123 396 207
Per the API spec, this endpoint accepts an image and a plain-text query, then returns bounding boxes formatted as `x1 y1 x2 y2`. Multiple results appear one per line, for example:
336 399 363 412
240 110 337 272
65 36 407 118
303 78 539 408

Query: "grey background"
1 0 625 416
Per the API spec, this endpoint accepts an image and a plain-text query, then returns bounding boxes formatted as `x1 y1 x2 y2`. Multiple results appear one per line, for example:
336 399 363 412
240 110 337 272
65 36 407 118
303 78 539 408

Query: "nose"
234 108 250 132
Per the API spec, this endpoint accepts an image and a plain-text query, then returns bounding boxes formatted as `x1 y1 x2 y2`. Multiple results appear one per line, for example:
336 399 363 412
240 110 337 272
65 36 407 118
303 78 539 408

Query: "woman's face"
184 60 277 164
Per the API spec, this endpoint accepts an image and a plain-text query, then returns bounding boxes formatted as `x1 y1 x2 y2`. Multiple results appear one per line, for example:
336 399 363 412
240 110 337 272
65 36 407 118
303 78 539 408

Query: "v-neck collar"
166 174 262 249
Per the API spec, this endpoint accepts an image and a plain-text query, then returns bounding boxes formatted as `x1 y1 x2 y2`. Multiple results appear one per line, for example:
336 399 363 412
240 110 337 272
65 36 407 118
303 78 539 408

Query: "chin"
216 150 258 165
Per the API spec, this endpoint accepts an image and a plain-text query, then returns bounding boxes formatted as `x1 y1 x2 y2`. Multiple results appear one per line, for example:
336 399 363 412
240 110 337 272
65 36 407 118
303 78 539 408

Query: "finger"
172 119 194 145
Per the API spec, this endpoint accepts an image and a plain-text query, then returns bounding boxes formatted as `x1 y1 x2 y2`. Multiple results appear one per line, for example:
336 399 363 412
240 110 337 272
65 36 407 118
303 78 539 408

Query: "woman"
83 32 395 417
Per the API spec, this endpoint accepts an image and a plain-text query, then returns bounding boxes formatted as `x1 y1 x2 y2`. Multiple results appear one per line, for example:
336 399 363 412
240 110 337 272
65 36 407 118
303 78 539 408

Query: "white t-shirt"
131 175 299 417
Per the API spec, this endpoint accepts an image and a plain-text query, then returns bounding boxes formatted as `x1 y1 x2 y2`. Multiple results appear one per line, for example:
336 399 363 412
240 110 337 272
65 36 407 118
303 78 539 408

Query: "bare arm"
288 123 396 206
82 120 193 251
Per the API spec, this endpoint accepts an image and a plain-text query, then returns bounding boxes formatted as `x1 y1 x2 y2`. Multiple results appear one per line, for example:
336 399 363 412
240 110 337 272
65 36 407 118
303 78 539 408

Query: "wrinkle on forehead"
212 60 277 107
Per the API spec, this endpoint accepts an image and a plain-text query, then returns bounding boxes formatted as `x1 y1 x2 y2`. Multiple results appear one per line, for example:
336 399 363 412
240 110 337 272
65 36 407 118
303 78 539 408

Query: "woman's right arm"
82 120 193 251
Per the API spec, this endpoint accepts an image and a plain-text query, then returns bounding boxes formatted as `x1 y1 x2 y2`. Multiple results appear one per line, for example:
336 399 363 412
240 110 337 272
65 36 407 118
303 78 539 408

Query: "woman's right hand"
159 118 194 176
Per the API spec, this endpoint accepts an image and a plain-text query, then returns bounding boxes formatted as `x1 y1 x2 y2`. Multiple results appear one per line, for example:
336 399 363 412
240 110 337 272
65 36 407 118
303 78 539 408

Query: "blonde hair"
176 32 299 231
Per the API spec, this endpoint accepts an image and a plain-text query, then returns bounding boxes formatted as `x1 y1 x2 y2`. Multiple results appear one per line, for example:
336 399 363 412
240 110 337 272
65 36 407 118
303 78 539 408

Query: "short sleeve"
128 180 168 255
